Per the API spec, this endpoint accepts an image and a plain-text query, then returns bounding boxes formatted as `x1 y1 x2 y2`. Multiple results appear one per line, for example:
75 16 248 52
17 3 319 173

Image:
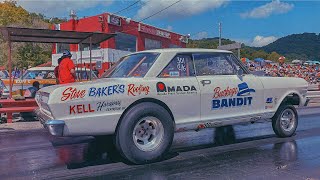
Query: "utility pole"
219 22 222 47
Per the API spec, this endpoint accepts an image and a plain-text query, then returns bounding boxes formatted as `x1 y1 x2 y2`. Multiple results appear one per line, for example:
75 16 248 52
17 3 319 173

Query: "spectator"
93 66 99 77
246 61 320 84
54 57 62 84
58 50 76 84
21 81 39 121
24 81 40 98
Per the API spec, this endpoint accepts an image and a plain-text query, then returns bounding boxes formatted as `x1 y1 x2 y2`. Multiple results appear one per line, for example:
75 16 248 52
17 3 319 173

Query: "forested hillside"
187 38 283 62
0 0 64 68
260 33 320 61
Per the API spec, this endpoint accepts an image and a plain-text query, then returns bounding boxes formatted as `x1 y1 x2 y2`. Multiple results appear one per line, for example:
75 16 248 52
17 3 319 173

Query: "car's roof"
28 67 94 71
135 48 232 54
28 67 55 71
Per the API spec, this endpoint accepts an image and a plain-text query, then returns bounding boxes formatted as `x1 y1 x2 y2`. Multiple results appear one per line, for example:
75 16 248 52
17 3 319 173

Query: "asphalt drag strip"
0 110 320 180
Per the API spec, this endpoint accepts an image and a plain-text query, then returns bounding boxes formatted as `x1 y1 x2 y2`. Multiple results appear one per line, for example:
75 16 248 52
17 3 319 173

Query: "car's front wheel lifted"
272 104 298 138
115 102 174 164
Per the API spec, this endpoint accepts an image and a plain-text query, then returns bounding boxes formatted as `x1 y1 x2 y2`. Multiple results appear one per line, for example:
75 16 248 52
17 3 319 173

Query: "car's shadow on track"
49 125 295 170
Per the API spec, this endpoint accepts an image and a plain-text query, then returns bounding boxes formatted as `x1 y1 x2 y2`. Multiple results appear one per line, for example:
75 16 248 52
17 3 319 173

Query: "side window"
159 54 195 78
45 71 56 79
193 53 240 76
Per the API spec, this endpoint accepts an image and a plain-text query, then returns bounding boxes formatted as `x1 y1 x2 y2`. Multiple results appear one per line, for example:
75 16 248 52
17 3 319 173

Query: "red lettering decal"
61 87 86 101
83 104 88 113
127 84 150 96
127 84 136 96
213 87 221 98
77 104 83 113
69 104 94 115
62 87 72 101
89 104 95 112
69 105 76 114
213 87 239 99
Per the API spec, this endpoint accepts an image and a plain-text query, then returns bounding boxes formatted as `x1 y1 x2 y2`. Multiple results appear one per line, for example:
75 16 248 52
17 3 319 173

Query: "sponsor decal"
96 100 125 112
169 71 180 77
197 122 223 130
15 79 31 84
266 97 273 104
89 84 125 97
138 24 171 39
108 14 121 26
156 82 197 95
61 87 86 101
212 82 255 110
69 104 94 115
250 116 262 121
127 84 150 96
265 105 273 109
213 87 238 99
274 97 278 104
177 57 186 71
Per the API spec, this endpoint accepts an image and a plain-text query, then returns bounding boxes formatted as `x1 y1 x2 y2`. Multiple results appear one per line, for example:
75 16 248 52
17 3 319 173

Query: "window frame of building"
169 44 181 48
56 43 70 54
79 43 101 51
145 38 162 50
114 32 137 52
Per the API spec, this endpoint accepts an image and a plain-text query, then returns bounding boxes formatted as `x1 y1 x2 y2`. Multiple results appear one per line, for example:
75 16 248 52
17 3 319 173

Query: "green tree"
0 0 30 26
267 51 281 61
15 43 51 68
0 0 56 67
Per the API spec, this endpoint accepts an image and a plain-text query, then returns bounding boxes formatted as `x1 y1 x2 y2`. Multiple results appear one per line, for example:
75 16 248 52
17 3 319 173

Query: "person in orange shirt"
58 50 76 84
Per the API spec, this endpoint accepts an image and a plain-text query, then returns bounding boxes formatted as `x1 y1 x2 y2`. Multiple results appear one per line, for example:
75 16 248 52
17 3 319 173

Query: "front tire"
272 104 298 138
115 102 174 164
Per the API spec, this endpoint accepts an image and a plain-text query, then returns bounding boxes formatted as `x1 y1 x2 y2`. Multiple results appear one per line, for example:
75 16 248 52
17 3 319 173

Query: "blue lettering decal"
108 86 113 95
119 85 125 93
221 99 228 108
237 98 243 106
113 85 119 94
229 98 236 107
212 100 220 109
96 88 102 97
102 87 108 96
89 84 125 98
89 87 96 97
248 97 253 105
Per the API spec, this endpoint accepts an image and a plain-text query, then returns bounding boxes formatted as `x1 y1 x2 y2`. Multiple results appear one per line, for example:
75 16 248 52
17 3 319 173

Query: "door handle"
200 80 211 86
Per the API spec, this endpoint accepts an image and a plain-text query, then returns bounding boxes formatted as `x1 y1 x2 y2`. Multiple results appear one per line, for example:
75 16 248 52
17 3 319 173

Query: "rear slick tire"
115 102 174 164
272 104 298 138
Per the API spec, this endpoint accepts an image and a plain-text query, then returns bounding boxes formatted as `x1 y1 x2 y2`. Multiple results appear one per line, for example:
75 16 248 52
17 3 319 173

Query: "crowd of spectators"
247 62 320 84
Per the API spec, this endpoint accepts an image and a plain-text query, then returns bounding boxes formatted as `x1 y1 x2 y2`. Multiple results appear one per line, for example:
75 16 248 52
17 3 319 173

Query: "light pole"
219 22 222 47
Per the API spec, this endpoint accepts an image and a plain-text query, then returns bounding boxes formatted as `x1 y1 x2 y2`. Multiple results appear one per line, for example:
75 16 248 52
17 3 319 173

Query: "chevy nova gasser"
35 48 309 164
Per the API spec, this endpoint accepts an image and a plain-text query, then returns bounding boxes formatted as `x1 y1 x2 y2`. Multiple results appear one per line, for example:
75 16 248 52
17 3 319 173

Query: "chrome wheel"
280 109 296 132
133 116 164 151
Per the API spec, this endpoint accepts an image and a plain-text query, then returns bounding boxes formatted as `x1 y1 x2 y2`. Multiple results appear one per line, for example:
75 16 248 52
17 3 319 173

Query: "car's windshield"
103 53 159 78
0 70 8 79
76 70 97 79
23 70 53 79
23 69 97 80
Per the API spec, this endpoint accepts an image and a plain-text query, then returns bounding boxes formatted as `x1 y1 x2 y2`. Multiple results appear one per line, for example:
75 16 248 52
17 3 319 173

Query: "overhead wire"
116 0 183 34
112 0 142 15
137 0 182 23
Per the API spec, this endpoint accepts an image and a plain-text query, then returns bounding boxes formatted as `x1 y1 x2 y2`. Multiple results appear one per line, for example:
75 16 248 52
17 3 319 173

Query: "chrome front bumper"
304 98 310 106
46 120 65 136
35 108 65 136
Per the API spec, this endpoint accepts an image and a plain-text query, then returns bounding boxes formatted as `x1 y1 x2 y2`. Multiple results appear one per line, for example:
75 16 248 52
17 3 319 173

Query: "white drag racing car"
35 48 309 164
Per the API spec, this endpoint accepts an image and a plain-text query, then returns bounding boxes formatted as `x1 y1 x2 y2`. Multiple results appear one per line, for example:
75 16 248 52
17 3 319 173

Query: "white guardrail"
306 84 320 106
